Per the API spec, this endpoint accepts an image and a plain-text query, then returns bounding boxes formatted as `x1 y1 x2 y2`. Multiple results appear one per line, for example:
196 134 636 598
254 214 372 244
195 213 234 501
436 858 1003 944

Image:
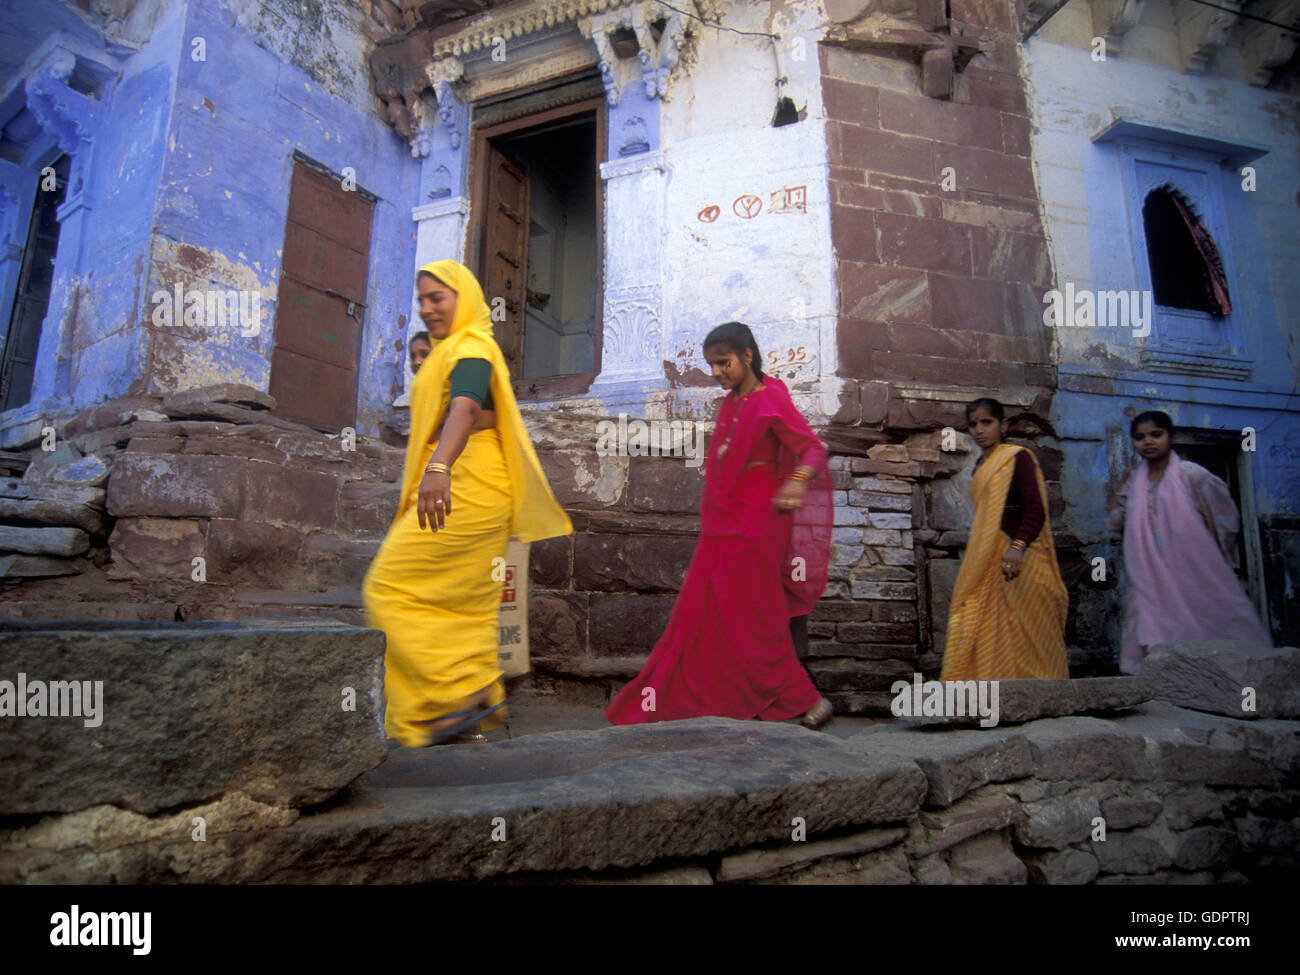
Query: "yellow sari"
940 443 1068 681
362 260 571 746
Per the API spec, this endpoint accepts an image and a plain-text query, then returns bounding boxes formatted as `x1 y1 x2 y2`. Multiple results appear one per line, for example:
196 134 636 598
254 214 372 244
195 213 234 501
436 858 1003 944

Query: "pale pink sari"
1120 453 1270 673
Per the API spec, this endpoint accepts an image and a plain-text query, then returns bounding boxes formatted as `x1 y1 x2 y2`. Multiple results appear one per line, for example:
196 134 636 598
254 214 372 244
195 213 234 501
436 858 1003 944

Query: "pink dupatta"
1122 452 1270 672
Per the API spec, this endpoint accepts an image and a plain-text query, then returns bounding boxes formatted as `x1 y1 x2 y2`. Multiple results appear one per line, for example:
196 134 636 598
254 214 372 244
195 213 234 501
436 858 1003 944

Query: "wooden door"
478 145 529 379
269 162 373 431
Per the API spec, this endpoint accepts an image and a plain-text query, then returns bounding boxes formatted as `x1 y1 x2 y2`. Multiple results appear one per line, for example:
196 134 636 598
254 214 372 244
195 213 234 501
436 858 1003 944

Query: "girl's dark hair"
703 321 765 381
408 331 430 350
965 397 1004 421
1130 410 1175 437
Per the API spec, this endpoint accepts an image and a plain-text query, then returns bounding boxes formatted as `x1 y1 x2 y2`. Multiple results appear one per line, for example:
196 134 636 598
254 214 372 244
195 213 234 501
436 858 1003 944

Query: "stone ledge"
1145 640 1300 720
844 727 1032 806
3 719 929 883
901 677 1154 727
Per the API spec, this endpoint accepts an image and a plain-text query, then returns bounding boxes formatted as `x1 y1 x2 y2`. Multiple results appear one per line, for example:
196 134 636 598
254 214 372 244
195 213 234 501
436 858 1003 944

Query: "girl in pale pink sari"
1106 411 1271 674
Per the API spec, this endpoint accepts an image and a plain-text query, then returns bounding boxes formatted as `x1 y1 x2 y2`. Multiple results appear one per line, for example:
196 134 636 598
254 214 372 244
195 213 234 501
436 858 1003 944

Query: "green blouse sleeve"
449 358 494 409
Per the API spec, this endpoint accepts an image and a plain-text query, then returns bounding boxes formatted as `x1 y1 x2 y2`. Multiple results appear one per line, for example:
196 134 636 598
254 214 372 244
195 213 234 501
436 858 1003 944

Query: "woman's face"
409 339 433 374
1132 421 1173 462
417 275 457 340
705 344 752 391
967 407 1006 451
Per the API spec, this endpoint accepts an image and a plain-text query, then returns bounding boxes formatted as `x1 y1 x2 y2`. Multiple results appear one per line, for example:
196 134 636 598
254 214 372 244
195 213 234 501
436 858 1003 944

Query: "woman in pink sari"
1106 411 1271 674
605 322 834 728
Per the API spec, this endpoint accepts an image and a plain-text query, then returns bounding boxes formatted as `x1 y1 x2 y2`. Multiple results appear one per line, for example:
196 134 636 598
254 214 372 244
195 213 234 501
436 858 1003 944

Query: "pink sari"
1121 452 1271 673
605 377 832 723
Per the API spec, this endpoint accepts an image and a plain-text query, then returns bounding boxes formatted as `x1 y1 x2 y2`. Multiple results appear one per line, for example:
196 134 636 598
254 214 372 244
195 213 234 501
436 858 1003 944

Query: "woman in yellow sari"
940 398 1069 681
362 260 571 746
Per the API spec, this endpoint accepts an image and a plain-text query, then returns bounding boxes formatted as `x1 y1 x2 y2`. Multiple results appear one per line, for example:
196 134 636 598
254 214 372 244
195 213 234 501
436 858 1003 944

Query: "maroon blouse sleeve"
1010 450 1045 545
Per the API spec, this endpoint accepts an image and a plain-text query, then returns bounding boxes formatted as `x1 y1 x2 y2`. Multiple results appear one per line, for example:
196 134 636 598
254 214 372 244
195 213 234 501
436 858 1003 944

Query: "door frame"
466 96 606 401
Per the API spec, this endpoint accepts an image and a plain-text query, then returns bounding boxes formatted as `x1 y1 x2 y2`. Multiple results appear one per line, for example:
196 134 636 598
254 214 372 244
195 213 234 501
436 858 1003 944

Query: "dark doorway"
471 100 602 396
1 154 68 411
269 158 375 432
1176 435 1251 580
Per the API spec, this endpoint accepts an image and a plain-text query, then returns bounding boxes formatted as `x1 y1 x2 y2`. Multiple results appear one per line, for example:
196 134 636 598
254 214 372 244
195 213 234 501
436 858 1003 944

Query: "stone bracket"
26 48 102 156
1238 0 1300 86
1090 0 1145 54
578 2 691 106
821 22 981 101
1177 0 1241 74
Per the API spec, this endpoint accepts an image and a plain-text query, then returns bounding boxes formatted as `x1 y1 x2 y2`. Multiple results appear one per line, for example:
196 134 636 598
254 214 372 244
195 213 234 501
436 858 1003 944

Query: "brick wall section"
820 1 1056 425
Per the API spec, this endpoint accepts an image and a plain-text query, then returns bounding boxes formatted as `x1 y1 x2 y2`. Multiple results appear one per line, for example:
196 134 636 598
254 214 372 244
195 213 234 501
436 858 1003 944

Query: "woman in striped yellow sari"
362 260 571 747
941 398 1068 681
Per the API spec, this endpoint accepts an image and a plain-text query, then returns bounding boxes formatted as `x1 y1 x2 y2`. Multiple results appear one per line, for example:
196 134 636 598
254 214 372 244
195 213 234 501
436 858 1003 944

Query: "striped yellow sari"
362 260 571 746
940 443 1068 681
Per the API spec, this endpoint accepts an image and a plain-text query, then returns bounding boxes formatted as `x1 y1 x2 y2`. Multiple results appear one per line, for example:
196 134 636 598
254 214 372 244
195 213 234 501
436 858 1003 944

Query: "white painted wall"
656 0 840 419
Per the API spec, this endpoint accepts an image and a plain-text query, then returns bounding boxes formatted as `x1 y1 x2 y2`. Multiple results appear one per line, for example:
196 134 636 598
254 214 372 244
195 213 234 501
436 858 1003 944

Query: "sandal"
424 701 507 746
799 698 833 730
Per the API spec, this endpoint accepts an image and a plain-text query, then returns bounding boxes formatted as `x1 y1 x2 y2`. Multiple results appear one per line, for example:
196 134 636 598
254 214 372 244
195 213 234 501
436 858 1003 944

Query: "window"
1092 119 1266 379
1141 186 1231 316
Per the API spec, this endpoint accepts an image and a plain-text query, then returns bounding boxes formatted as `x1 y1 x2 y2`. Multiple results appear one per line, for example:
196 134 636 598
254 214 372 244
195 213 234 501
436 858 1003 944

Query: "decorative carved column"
395 58 472 408
589 150 667 403
578 4 692 404
22 47 104 409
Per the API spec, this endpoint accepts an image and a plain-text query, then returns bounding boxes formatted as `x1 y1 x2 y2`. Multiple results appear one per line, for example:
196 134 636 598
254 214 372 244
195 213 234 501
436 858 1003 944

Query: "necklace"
717 383 763 460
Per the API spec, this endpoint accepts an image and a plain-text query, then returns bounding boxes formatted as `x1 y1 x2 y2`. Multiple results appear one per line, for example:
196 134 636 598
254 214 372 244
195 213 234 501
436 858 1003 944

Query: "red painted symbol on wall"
769 185 808 214
500 564 517 604
697 205 720 223
733 194 763 219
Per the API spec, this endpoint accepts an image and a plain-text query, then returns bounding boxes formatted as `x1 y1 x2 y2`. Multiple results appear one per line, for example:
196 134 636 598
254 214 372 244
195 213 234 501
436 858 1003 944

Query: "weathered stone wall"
0 386 401 623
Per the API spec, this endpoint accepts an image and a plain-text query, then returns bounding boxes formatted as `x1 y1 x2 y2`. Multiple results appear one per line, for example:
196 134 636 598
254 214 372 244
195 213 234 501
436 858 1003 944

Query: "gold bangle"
424 462 451 476
1010 539 1027 551
790 468 813 482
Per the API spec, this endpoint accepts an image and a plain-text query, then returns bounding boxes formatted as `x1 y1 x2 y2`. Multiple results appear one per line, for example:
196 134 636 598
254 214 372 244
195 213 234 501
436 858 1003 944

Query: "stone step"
0 619 385 818
2 718 928 883
0 479 107 534
0 554 84 579
0 525 91 557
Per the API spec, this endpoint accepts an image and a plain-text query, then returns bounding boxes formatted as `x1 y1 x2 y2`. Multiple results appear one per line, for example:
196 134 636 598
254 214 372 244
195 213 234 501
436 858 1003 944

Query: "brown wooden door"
269 162 373 431
479 145 529 379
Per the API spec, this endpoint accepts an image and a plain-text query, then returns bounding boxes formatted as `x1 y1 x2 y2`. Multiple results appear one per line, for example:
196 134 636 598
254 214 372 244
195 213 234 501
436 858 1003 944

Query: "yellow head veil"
398 260 572 542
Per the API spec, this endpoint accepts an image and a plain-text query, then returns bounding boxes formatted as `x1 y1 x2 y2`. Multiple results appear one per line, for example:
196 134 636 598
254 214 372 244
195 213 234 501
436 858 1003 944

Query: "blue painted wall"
7 0 420 435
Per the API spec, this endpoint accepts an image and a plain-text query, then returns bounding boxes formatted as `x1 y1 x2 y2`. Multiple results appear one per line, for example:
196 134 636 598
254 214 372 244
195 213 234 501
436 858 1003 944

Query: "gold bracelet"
1010 539 1027 551
790 468 813 482
424 462 451 476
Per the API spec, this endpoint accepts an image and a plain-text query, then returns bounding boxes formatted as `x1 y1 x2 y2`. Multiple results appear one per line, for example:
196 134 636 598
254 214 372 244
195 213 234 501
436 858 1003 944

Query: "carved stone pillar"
590 150 668 403
21 47 103 410
397 61 471 407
